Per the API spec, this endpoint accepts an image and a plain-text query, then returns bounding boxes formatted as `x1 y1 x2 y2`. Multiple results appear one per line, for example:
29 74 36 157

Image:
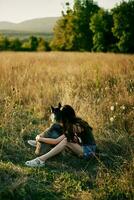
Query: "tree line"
0 35 50 51
0 0 134 53
51 0 134 53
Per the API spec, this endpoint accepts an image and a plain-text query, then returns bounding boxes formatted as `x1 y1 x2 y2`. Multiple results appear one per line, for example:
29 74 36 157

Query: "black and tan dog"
28 103 63 155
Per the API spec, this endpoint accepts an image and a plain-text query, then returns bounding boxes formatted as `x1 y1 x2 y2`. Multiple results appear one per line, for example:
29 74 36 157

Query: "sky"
0 0 127 23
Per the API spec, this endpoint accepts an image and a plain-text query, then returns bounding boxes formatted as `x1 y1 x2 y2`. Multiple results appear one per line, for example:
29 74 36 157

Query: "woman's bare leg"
39 137 67 162
67 142 83 157
39 139 83 162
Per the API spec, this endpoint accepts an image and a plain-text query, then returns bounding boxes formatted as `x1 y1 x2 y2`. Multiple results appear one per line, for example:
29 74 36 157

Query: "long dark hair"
61 105 76 141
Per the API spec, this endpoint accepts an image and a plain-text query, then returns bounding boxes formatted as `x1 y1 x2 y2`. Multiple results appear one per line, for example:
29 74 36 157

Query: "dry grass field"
0 52 134 200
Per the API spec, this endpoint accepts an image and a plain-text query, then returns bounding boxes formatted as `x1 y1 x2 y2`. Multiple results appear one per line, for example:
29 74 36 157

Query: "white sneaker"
27 140 36 147
25 158 45 167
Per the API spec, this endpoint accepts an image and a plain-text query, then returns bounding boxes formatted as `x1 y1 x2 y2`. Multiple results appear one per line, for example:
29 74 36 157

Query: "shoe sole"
25 162 45 167
27 140 36 147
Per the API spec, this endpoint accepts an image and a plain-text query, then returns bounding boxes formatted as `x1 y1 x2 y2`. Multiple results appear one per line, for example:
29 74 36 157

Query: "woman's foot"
25 158 45 167
27 140 36 147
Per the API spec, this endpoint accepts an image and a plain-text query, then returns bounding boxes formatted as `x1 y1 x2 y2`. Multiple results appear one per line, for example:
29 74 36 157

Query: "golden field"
0 52 134 200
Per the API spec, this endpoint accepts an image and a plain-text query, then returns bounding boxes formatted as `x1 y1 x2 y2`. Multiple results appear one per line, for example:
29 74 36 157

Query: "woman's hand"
36 135 42 142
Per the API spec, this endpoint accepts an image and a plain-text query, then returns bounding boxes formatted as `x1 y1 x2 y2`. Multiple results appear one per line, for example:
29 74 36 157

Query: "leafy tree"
9 38 22 51
90 9 114 52
51 12 83 51
21 36 38 51
21 40 31 51
29 36 38 51
37 37 50 51
112 0 134 53
0 34 5 50
50 15 68 50
50 5 76 51
51 0 99 51
0 35 10 50
73 0 99 50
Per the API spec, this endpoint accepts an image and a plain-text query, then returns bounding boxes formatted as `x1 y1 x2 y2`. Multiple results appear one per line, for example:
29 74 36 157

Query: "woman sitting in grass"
25 105 96 167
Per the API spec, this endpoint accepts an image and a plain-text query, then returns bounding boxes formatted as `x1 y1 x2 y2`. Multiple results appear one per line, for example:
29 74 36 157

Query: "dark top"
65 118 96 146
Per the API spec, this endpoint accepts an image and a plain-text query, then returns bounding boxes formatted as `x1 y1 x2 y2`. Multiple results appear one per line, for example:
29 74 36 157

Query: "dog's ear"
58 102 62 109
51 106 55 113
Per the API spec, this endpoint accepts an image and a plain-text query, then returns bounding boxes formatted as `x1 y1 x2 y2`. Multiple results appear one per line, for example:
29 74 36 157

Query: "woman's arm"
36 134 66 145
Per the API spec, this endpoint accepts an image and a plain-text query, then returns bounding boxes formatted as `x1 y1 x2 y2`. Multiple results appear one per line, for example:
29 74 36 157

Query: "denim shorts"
83 145 96 158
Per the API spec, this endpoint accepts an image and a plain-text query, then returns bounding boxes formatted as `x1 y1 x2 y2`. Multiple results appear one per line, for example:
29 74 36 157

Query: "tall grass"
0 52 134 200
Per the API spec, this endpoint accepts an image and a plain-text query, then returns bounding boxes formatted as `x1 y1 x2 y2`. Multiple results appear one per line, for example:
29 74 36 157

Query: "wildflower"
12 112 16 116
105 87 109 90
110 106 114 111
115 102 118 106
121 105 125 110
110 117 114 122
97 98 100 103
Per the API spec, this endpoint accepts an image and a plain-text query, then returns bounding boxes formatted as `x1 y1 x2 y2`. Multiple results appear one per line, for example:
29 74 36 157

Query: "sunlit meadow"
0 52 134 200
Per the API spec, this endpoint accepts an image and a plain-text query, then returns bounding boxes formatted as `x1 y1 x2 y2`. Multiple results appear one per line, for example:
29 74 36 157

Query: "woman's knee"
61 137 67 145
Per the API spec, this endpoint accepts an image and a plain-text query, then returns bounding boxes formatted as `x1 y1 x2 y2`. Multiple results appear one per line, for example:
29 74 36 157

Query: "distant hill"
0 17 60 33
